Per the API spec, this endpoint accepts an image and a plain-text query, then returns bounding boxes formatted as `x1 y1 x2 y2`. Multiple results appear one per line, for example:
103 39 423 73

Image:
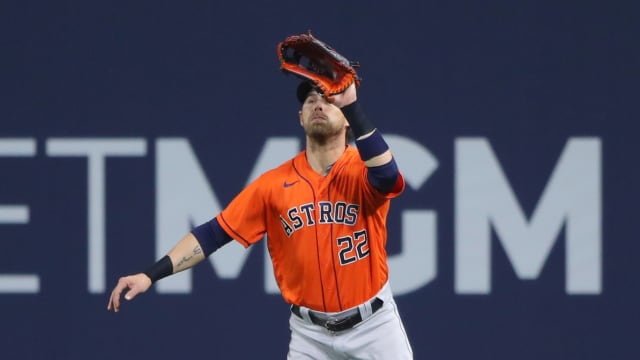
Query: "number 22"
337 229 370 265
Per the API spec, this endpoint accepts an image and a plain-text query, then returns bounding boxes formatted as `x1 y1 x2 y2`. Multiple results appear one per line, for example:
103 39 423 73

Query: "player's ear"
298 110 303 126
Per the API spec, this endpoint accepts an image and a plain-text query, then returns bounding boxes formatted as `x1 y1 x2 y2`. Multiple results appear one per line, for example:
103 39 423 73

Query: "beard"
304 121 344 143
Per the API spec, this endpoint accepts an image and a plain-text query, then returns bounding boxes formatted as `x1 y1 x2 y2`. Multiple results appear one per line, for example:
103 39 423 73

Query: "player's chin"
307 128 343 142
306 123 331 135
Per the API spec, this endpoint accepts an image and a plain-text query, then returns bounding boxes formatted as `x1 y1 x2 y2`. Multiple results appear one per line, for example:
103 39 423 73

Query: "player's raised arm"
333 83 399 193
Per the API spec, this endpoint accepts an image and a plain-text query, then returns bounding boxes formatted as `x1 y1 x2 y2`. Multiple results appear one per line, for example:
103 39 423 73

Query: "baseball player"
108 81 413 359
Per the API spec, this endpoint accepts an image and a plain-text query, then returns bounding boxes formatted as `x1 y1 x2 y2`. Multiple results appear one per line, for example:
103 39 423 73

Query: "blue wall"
1 1 637 359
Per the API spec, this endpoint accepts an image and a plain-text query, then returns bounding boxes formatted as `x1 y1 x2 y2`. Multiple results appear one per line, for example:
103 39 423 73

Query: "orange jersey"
217 146 404 312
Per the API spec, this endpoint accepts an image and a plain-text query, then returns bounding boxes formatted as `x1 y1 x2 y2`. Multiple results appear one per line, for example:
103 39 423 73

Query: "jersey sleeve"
217 176 269 248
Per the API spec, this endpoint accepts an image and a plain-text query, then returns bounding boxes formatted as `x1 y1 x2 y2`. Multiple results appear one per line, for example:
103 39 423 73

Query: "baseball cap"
296 81 319 103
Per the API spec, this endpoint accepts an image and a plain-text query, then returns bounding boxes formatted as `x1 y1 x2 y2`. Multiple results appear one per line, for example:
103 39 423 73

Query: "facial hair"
304 118 344 144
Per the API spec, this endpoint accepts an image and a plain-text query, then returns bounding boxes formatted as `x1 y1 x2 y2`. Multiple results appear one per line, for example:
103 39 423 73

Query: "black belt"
291 298 384 332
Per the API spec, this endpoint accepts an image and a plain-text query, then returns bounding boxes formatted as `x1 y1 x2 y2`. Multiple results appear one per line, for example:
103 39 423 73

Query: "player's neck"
305 137 346 175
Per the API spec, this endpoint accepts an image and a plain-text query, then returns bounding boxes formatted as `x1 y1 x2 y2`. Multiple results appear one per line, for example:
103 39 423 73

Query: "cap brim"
296 81 316 103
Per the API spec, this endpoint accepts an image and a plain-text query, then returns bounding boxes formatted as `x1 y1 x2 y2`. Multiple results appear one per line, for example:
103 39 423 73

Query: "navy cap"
296 81 318 103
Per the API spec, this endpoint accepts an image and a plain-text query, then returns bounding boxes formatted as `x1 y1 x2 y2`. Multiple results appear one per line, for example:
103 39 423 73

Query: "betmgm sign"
0 136 600 296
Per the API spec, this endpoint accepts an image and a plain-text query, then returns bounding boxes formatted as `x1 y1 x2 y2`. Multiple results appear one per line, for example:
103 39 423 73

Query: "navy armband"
367 159 399 193
355 130 389 161
143 255 173 284
191 218 233 257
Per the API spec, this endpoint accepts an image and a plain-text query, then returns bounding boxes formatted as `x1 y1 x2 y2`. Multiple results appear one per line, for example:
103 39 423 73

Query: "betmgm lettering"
0 136 601 295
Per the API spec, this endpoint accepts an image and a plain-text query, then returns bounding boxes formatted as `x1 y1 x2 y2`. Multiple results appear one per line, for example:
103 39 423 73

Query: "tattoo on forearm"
175 246 203 269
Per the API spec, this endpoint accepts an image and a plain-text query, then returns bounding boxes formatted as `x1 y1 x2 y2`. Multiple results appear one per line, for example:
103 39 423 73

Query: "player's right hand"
332 82 357 108
107 273 152 313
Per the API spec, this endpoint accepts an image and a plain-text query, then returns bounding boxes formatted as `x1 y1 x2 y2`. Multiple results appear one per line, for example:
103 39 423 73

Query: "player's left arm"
333 84 399 193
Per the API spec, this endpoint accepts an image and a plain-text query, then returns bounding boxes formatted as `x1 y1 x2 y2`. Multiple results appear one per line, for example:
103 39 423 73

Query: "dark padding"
191 217 233 257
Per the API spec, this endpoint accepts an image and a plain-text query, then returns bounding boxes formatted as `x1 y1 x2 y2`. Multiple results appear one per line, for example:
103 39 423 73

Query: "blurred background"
0 0 638 359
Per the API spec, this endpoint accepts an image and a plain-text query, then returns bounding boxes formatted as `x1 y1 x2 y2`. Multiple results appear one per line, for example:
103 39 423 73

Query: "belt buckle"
324 316 350 332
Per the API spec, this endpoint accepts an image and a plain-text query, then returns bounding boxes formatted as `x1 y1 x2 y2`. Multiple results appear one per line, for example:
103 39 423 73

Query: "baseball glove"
277 33 360 99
